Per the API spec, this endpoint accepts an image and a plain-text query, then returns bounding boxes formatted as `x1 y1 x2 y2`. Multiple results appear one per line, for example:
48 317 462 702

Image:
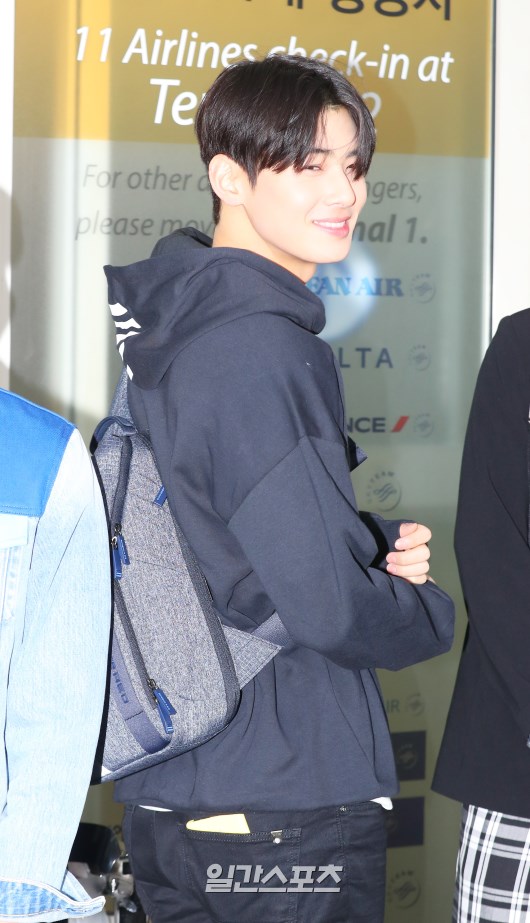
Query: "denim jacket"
0 390 111 922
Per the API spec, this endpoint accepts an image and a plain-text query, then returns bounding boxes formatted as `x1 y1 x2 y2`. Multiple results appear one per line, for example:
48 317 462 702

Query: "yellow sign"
15 0 492 156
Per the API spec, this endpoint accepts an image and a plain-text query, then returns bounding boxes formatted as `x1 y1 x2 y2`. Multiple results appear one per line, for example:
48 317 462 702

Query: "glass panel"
11 3 494 920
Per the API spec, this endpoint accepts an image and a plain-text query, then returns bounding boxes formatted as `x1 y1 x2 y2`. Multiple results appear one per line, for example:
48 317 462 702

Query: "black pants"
122 801 388 923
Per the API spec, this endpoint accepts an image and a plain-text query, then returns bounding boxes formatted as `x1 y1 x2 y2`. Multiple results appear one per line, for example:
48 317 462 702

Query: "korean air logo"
311 245 382 341
310 249 435 341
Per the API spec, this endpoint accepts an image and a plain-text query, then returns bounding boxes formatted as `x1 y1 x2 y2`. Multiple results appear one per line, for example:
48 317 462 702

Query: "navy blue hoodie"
105 228 454 811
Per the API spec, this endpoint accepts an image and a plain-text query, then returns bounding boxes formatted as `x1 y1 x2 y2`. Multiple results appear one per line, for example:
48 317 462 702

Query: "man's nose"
324 168 358 207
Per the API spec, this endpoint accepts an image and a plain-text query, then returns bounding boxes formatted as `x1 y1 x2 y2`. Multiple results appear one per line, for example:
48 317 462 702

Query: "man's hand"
386 521 432 585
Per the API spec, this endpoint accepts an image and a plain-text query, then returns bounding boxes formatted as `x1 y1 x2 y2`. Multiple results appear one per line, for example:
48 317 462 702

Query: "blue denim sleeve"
0 428 111 921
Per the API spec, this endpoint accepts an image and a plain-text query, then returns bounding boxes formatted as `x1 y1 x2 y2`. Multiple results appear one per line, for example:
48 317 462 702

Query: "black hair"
195 55 376 223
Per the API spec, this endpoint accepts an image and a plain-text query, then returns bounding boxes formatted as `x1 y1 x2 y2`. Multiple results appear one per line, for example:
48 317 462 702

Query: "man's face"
238 106 367 282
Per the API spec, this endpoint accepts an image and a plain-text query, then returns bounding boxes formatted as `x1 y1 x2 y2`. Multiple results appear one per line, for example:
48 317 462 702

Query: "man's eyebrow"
307 146 359 158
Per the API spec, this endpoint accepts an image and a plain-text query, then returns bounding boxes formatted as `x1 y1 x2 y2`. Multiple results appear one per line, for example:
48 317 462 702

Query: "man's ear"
208 154 248 208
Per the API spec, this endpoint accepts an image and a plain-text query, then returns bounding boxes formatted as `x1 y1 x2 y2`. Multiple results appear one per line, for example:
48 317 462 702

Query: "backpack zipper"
111 435 176 735
111 436 133 580
111 523 129 579
115 582 177 735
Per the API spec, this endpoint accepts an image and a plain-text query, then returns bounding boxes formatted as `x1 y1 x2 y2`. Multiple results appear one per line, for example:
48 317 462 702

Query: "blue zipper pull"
150 682 176 735
112 524 129 578
153 688 175 735
111 537 123 580
154 486 167 508
117 531 130 565
154 686 176 716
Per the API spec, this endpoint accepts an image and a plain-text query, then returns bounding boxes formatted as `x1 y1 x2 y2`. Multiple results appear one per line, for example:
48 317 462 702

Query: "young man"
0 389 111 922
105 55 455 923
433 309 530 922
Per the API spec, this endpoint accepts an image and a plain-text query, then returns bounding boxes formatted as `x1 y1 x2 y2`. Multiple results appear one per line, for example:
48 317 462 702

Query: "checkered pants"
454 804 530 922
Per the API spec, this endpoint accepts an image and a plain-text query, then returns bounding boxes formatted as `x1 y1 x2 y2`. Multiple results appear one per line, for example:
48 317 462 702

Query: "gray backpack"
91 371 288 783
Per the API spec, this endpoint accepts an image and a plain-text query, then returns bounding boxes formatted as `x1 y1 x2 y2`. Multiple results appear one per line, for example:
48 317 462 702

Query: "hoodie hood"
104 227 326 390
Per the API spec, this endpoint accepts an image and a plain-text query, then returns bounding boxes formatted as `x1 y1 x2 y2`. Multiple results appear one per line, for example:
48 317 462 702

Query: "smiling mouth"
313 219 351 234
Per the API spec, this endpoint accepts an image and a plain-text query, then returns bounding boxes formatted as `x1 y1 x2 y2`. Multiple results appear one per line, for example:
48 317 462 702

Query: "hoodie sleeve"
153 314 454 673
228 432 453 671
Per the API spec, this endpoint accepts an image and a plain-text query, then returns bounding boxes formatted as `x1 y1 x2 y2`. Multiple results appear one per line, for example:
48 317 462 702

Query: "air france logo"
346 414 435 437
347 416 409 435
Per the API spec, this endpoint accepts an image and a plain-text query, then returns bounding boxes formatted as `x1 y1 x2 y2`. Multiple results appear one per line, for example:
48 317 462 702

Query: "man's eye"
303 163 322 171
